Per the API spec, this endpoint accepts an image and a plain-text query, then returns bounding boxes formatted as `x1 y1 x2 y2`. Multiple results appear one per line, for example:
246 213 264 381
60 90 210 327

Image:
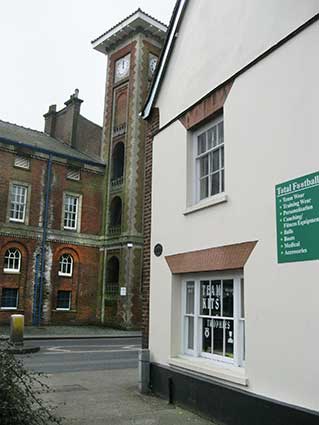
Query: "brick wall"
0 146 104 325
141 108 159 348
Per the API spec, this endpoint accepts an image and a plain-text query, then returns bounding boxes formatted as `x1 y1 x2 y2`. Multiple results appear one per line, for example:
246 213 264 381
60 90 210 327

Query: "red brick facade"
0 116 104 325
141 108 159 348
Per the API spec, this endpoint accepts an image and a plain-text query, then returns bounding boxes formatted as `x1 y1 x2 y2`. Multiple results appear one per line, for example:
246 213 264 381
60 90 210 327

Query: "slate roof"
0 119 104 166
91 8 167 44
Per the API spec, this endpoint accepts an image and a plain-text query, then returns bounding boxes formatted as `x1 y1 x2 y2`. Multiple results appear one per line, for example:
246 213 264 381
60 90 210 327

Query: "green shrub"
0 342 61 425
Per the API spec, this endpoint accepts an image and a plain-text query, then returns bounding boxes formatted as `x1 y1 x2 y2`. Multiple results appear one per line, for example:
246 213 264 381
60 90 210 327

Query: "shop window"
1 288 18 309
56 291 71 310
58 254 73 277
3 248 21 273
183 274 245 367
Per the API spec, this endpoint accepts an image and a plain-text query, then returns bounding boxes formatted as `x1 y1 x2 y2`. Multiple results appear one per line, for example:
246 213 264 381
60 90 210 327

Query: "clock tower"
92 10 167 328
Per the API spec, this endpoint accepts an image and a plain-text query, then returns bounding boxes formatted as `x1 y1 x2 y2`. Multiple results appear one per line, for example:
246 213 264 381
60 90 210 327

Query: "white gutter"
141 0 187 119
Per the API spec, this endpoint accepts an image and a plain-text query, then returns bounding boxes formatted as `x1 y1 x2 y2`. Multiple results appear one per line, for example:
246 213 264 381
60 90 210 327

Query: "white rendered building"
141 1 319 424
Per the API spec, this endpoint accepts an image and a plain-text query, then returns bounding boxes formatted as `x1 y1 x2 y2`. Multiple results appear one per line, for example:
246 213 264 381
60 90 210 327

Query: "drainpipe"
37 154 53 326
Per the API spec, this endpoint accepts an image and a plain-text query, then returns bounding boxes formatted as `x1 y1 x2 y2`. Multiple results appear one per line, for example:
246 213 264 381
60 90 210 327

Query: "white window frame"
58 254 73 277
56 290 71 311
192 115 225 205
1 288 18 310
63 192 81 231
181 272 245 368
9 183 28 223
3 248 21 273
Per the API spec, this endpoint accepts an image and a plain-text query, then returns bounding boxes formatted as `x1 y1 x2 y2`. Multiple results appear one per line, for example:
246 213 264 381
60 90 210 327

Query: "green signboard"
276 171 319 263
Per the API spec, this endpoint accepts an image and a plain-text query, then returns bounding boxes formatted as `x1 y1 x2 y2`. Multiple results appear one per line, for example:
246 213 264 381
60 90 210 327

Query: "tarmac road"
18 337 141 373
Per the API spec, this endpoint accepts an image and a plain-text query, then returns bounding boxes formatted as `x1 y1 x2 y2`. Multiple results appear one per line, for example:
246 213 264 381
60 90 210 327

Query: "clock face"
149 54 158 76
115 54 130 81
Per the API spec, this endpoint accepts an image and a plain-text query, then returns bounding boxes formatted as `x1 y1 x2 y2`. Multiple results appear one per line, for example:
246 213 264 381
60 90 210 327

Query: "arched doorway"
105 256 120 298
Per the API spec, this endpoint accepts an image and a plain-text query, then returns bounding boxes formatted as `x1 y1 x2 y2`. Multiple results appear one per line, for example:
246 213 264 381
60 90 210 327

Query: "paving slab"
40 368 214 425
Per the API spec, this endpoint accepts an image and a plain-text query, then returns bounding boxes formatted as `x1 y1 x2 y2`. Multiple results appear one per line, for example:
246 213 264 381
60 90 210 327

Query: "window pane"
212 319 223 356
221 146 224 167
211 150 220 172
211 173 220 196
202 318 212 353
241 278 245 318
225 320 234 358
199 156 208 177
211 280 221 316
207 127 217 149
187 317 194 350
186 282 194 314
1 288 18 308
221 170 225 192
223 280 234 317
57 291 71 309
200 280 210 315
197 133 206 154
217 121 224 145
200 177 208 200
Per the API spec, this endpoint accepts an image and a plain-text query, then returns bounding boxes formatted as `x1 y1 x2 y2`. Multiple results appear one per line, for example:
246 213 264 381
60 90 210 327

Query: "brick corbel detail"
179 81 233 130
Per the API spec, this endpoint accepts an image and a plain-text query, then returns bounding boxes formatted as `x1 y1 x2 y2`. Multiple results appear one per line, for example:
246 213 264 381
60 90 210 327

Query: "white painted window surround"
63 193 81 231
9 184 28 223
186 116 226 215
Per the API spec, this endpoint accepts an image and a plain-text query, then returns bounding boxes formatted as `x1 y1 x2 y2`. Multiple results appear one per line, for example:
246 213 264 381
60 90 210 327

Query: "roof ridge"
0 118 103 164
91 8 167 44
0 118 46 137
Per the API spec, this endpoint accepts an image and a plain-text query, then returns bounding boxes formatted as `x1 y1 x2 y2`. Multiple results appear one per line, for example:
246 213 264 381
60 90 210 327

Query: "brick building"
92 10 166 329
0 90 105 325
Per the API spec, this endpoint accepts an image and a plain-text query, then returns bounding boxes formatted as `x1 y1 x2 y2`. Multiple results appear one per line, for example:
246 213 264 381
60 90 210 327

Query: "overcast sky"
0 1 175 131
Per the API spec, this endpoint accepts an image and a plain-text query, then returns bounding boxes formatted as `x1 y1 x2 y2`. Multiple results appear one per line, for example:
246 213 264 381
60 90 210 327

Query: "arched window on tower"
105 256 120 298
111 142 125 189
109 197 122 235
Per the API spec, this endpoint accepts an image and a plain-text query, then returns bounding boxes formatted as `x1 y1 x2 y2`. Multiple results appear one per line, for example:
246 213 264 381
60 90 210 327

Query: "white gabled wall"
149 22 319 411
156 0 319 127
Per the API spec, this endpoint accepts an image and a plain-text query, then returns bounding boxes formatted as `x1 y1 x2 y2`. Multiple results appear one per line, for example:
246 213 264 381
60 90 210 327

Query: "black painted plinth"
150 363 319 425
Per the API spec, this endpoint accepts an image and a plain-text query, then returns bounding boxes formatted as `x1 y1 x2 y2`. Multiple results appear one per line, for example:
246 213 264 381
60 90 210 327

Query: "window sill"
169 355 248 386
184 193 227 215
3 270 20 274
9 219 25 224
1 307 18 311
55 308 71 311
58 273 72 277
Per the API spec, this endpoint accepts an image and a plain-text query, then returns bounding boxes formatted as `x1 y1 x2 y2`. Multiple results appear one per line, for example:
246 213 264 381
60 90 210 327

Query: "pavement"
40 368 214 425
0 325 141 340
0 326 214 424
